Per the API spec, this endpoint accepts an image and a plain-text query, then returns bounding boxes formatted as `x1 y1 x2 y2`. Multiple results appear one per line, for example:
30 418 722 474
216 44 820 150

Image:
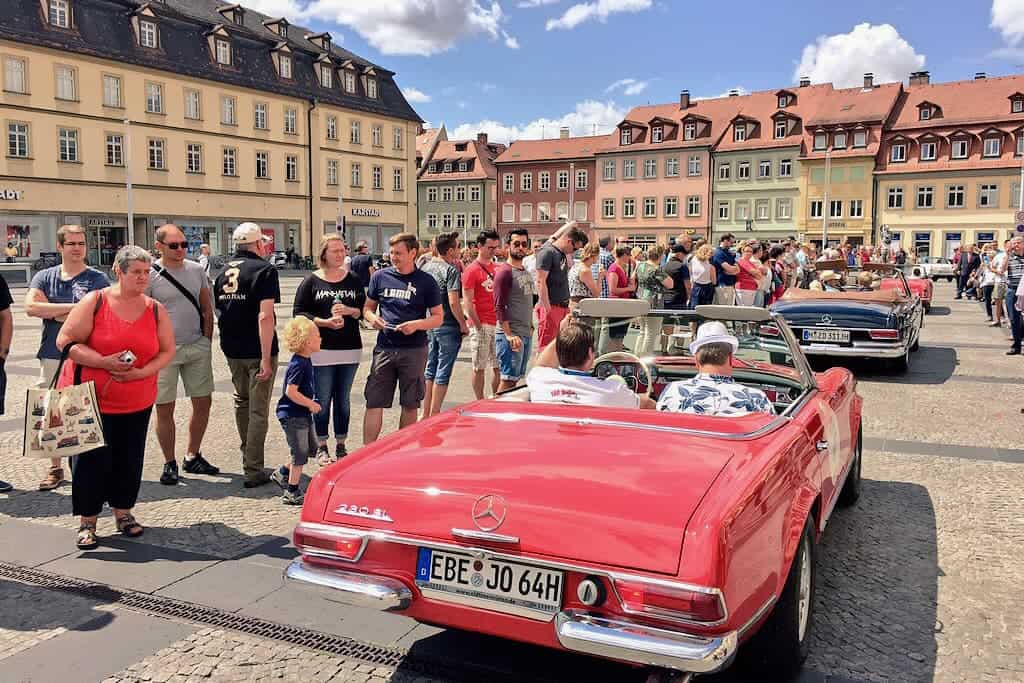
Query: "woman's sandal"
76 524 99 550
115 513 144 538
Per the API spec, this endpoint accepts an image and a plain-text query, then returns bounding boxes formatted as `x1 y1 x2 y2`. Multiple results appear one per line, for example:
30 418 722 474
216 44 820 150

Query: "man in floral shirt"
657 321 773 416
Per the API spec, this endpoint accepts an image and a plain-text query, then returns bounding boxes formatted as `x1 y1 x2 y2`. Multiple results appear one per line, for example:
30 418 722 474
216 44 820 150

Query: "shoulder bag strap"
152 264 201 333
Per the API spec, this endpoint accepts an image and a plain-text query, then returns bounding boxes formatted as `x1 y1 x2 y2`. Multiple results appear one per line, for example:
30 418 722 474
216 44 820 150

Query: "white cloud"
793 23 925 88
302 0 518 56
546 0 651 31
605 78 648 96
992 0 1024 45
402 87 432 103
518 0 559 7
450 100 625 144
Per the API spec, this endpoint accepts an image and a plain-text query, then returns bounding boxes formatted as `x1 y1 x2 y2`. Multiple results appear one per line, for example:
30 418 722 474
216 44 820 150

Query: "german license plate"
415 548 563 620
803 329 850 343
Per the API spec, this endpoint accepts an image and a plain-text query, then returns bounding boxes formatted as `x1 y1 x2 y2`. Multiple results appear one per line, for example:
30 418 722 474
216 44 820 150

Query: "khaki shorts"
469 323 498 371
36 358 61 388
714 286 737 306
994 282 1008 299
156 337 215 404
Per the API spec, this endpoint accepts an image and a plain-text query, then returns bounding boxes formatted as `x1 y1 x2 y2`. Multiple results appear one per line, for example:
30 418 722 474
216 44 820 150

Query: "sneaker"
990 321 1002 327
243 470 272 488
282 488 305 505
0 480 12 493
183 453 220 476
159 461 179 486
1007 348 1021 356
335 443 348 460
38 466 64 491
270 467 289 489
315 444 331 467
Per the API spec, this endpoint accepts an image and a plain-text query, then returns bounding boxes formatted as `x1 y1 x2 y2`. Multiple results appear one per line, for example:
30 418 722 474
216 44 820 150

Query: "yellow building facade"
797 156 876 247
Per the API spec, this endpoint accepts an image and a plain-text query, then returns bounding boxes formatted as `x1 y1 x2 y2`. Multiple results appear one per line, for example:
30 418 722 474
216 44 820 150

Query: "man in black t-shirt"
349 241 376 289
662 244 691 309
213 223 281 488
0 273 12 493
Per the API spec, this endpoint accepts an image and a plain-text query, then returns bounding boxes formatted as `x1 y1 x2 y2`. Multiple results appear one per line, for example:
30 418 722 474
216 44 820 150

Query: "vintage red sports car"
286 302 863 680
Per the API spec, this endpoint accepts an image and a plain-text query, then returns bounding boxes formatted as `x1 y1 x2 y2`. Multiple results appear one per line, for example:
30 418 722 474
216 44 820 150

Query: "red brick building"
493 130 604 240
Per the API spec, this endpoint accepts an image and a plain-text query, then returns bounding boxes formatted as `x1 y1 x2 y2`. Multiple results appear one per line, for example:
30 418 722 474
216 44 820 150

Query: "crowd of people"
949 237 1024 354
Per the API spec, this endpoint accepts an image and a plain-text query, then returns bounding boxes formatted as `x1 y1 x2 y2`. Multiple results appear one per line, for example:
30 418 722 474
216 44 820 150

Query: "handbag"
23 342 105 459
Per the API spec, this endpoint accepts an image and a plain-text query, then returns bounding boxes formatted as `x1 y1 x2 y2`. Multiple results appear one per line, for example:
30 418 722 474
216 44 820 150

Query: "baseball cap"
689 321 739 355
233 222 271 244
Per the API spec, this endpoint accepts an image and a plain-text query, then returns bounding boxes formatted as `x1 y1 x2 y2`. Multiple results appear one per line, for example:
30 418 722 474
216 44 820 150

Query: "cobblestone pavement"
0 275 1022 682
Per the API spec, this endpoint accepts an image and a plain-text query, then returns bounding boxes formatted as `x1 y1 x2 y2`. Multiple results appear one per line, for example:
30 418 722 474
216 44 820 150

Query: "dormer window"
307 32 332 51
49 0 69 28
834 131 847 148
443 162 452 172
319 64 332 88
459 161 467 172
778 95 787 108
733 124 746 142
920 141 937 160
428 163 436 172
620 128 631 145
218 4 244 25
344 70 356 93
813 132 827 150
139 19 158 48
652 126 663 143
215 38 231 66
277 23 287 38
684 121 696 140
920 107 931 121
952 138 968 159
366 77 377 99
1017 134 1024 156
279 54 292 79
853 129 867 148
774 120 787 139
1014 98 1024 114
984 136 1001 157
890 143 906 162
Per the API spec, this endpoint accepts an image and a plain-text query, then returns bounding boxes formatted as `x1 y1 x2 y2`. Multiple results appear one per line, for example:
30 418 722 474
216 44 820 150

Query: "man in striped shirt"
1002 237 1024 355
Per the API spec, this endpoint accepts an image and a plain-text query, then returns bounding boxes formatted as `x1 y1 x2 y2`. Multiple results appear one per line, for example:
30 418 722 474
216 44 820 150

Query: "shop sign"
827 221 847 228
0 189 23 200
86 216 121 227
352 207 382 218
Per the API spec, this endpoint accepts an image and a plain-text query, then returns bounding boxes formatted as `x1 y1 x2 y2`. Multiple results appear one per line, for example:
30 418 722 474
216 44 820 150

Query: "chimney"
799 77 811 87
476 132 488 145
909 71 931 86
679 89 690 109
728 89 739 97
559 127 570 140
863 72 874 89
975 71 987 80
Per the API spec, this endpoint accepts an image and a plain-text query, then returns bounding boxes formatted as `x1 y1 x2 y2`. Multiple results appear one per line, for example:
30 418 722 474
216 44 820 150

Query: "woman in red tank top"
56 246 175 550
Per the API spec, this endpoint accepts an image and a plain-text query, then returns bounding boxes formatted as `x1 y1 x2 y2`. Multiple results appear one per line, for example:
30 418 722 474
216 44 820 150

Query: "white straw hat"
689 321 739 355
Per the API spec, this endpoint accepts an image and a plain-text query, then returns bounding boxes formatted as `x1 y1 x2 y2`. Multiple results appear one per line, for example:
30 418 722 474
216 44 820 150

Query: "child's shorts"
280 416 317 467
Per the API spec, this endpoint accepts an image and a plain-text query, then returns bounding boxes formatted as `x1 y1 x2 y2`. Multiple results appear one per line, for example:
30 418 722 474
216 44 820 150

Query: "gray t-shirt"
147 258 209 345
494 263 535 338
420 258 461 328
536 244 570 306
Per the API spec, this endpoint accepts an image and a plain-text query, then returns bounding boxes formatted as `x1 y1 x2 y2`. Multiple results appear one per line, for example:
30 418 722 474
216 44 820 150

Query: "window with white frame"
688 155 702 176
326 159 338 185
920 141 936 160
222 147 236 175
603 160 615 180
7 123 28 158
979 184 998 207
774 120 787 139
426 186 437 202
623 159 636 179
392 167 403 191
687 196 701 217
470 185 481 201
809 200 822 218
602 198 615 219
853 130 867 148
738 161 750 179
887 187 903 209
443 162 452 173
733 123 746 142
574 201 587 221
643 197 656 218
983 137 1001 157
367 78 378 99
441 186 452 202
718 201 730 220
652 126 663 143
778 94 788 108
539 171 550 191
1018 135 1024 156
286 155 298 181
103 75 122 108
502 203 515 222
756 199 770 220
320 64 332 88
49 0 69 27
215 39 231 66
623 198 636 218
372 165 382 189
4 58 27 94
758 160 771 178
521 172 532 192
371 125 382 147
224 98 240 127
145 82 163 113
664 196 678 217
776 198 791 219
718 163 730 180
952 138 967 158
350 120 361 144
735 201 749 220
684 121 696 140
557 170 569 190
184 89 201 119
555 201 569 220
919 107 931 121
427 214 437 230
427 163 436 173
813 132 827 150
890 143 906 162
350 162 361 186
455 185 466 202
666 156 679 177
148 138 165 169
620 128 631 145
833 131 847 148
455 214 465 230
255 151 269 178
140 20 158 48
284 108 297 134
503 174 513 193
280 54 292 79
106 133 123 166
186 143 203 173
829 199 843 217
1013 184 1022 209
344 71 356 93
254 103 267 129
520 203 533 222
470 213 481 229
576 168 588 189
644 158 657 178
325 116 337 139
55 65 76 100
393 127 403 150
849 199 863 217
538 203 550 222
947 184 965 207
779 158 792 177
1014 99 1024 114
442 213 452 229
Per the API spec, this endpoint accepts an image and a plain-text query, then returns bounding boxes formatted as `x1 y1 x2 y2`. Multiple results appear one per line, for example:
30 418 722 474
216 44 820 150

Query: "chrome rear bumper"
801 341 907 358
284 559 411 611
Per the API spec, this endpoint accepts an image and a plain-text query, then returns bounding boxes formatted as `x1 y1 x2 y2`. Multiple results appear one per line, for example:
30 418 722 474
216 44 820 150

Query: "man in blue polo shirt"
363 233 443 443
712 233 740 305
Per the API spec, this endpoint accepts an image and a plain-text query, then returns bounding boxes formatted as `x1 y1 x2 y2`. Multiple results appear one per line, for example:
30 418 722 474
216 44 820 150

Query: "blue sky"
253 0 1024 143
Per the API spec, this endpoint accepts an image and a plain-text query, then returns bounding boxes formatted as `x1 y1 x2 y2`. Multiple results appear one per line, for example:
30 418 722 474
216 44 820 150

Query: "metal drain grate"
0 561 561 683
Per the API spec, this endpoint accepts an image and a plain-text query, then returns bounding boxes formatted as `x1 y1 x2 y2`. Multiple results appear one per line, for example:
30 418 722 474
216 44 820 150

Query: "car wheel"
746 518 816 676
947 276 954 282
931 276 938 282
893 344 911 371
837 425 862 507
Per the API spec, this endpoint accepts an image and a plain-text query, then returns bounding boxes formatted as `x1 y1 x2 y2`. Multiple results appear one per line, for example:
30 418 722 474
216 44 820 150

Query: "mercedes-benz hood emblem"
471 494 508 532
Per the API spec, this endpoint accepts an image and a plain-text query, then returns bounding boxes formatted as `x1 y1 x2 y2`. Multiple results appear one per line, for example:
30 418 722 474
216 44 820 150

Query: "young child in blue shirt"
272 316 322 505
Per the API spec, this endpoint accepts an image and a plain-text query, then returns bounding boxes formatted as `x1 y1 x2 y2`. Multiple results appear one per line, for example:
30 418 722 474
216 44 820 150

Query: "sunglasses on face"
160 241 187 250
510 241 529 247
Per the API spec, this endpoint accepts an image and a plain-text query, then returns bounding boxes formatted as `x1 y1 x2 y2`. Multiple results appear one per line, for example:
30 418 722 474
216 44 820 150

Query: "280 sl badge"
333 504 394 523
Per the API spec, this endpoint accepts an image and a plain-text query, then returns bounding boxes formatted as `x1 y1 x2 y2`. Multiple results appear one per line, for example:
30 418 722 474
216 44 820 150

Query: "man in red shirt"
462 230 501 399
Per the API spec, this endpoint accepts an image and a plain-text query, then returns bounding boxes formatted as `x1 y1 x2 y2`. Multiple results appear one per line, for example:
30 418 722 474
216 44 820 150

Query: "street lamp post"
124 119 135 245
822 149 831 249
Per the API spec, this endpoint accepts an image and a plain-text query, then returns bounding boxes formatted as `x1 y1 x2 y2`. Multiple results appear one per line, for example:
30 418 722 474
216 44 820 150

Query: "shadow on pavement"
926 305 951 316
811 345 957 385
0 577 116 634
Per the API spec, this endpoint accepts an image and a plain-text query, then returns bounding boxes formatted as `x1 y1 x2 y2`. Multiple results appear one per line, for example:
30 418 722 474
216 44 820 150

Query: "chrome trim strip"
800 343 907 359
284 559 411 611
555 611 737 673
450 528 520 544
737 596 776 638
293 522 370 563
416 586 558 622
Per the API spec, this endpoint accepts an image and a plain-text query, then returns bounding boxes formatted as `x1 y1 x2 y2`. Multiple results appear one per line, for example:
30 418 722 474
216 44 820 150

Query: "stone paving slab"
156 559 286 613
0 517 79 567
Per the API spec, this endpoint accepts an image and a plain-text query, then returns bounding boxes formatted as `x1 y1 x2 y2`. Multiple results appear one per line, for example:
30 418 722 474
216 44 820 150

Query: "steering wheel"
593 351 654 397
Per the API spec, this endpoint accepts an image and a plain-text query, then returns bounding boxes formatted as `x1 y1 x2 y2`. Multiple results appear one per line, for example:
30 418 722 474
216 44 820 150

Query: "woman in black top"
293 235 366 464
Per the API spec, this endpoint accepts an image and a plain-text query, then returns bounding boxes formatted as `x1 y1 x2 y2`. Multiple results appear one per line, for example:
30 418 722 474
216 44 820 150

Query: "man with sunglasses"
25 224 109 491
148 225 219 485
494 229 536 391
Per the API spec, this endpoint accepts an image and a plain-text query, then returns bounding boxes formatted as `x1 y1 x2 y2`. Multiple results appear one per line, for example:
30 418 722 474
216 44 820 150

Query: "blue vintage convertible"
771 264 924 371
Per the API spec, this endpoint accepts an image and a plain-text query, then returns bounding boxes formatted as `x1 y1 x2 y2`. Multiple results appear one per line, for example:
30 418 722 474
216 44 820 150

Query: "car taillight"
758 325 780 336
293 523 367 562
868 329 898 340
612 577 726 624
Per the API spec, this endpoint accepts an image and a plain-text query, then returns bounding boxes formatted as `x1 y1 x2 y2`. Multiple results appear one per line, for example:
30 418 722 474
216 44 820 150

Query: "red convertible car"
286 301 863 680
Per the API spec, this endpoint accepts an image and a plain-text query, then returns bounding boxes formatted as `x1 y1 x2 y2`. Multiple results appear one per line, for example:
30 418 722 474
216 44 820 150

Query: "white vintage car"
915 257 955 281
